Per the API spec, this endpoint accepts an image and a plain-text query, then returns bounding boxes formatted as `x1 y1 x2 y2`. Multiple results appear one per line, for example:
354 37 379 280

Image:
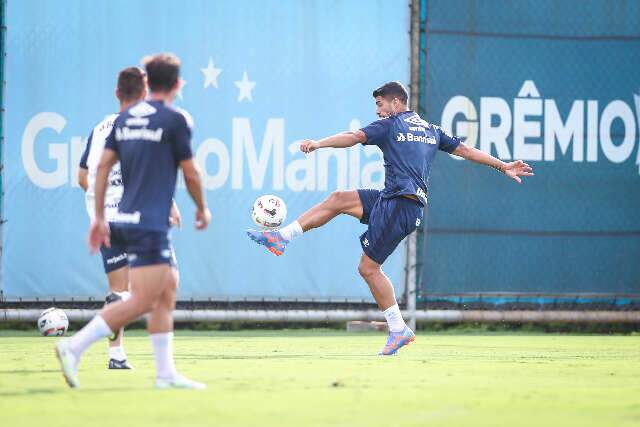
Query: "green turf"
1 330 639 427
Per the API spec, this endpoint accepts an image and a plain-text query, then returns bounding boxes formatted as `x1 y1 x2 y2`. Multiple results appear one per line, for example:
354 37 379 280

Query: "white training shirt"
80 114 123 221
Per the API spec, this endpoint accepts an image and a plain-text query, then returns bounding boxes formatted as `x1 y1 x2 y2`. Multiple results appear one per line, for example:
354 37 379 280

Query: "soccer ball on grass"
37 307 69 337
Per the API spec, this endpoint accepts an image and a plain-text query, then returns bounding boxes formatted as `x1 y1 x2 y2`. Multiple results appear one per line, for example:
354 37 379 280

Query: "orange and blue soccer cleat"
379 326 416 356
246 229 289 256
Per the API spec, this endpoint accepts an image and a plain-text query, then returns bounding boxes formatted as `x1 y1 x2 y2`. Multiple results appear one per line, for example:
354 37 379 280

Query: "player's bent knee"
358 260 380 280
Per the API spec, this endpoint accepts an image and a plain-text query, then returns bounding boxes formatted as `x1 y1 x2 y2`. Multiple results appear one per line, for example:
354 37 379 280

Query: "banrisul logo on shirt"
397 113 436 144
117 102 164 143
396 132 435 144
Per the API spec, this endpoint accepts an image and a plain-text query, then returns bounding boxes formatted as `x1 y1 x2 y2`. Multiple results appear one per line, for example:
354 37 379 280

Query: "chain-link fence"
416 0 640 306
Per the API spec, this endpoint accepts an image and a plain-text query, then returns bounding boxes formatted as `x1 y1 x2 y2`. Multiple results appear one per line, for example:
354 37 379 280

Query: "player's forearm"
184 169 207 211
317 132 362 149
453 144 506 173
78 169 88 192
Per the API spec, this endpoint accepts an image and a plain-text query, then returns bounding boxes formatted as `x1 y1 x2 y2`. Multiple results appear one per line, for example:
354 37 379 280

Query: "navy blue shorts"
357 189 424 265
109 225 177 269
100 241 128 274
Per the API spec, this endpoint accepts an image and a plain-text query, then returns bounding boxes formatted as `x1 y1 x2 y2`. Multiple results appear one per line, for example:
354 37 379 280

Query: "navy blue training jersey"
104 100 193 231
361 110 461 205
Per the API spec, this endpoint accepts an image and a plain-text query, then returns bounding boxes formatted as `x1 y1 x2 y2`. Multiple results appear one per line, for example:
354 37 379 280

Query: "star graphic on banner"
201 57 222 89
177 79 187 100
235 71 256 102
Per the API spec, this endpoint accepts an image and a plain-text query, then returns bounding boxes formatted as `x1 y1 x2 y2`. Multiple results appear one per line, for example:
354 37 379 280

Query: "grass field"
1 329 639 427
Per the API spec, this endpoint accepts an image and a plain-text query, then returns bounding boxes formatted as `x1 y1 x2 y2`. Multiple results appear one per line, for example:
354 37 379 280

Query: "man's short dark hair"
143 53 180 93
117 67 145 102
372 81 409 105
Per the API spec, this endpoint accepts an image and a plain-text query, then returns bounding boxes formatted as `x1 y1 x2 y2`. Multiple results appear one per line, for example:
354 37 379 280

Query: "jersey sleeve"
361 118 392 147
434 125 462 154
172 112 193 162
103 126 118 154
79 130 93 169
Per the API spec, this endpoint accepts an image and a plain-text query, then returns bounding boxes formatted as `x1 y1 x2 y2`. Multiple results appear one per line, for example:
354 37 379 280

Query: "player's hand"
300 139 319 154
169 202 182 229
195 207 211 230
88 219 110 253
503 160 534 184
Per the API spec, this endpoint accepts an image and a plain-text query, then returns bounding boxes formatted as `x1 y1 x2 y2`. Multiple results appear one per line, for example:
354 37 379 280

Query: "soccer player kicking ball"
56 53 211 389
248 81 534 355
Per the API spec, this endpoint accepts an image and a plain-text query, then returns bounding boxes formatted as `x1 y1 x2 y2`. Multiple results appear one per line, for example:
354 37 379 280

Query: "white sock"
108 345 127 361
278 220 303 241
68 315 113 358
383 304 407 333
150 332 177 380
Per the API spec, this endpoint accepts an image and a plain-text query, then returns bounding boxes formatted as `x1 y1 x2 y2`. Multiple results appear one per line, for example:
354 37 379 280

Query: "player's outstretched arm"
451 143 535 184
300 131 366 153
180 159 211 230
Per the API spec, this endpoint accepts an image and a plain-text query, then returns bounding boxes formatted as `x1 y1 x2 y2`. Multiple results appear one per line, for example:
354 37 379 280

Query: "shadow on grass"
0 385 149 397
0 388 61 397
0 369 59 375
175 353 380 361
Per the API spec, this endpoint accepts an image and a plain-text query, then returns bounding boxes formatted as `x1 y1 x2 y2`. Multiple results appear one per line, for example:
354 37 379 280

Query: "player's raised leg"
104 266 133 369
56 264 164 387
358 253 415 355
247 190 363 256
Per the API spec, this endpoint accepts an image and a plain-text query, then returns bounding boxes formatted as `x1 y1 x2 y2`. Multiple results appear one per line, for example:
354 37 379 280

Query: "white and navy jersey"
361 111 461 205
79 114 123 221
104 100 193 231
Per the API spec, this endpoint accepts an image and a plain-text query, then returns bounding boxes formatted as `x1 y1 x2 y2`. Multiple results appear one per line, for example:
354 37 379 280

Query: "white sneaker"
156 373 206 390
55 339 80 388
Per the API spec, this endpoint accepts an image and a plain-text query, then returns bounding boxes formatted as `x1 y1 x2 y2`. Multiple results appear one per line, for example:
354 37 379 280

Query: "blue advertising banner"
420 0 640 295
2 0 410 300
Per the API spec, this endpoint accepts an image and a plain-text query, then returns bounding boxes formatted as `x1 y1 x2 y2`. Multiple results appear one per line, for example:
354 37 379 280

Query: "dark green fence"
417 0 640 304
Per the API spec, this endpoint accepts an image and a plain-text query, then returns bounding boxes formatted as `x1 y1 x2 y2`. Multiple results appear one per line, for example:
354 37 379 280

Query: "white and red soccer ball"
251 195 287 229
37 307 69 337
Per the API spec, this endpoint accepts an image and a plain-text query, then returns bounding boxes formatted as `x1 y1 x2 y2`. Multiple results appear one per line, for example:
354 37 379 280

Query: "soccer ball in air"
37 308 69 337
251 195 287 229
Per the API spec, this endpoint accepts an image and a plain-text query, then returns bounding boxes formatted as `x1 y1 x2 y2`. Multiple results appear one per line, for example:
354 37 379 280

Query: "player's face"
374 96 400 118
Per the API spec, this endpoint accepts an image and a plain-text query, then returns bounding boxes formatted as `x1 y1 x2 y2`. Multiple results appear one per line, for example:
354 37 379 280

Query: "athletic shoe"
55 339 80 388
108 358 134 370
378 326 416 356
156 373 206 390
246 229 289 256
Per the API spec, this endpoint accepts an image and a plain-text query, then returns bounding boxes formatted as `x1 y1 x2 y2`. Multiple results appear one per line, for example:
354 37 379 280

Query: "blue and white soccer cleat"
246 229 289 256
156 373 206 390
55 339 80 388
378 326 416 356
108 358 134 370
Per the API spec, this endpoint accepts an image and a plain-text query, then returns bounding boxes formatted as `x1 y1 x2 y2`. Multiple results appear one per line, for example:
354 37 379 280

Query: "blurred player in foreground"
57 53 210 389
248 81 534 355
78 67 183 370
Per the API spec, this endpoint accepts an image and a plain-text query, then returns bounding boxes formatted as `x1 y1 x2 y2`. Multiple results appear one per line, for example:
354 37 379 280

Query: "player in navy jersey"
56 53 211 389
248 81 533 355
78 67 183 370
